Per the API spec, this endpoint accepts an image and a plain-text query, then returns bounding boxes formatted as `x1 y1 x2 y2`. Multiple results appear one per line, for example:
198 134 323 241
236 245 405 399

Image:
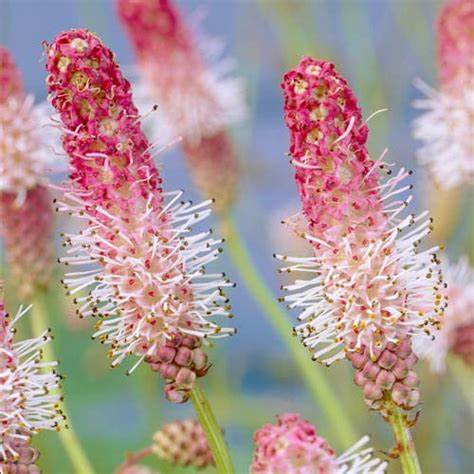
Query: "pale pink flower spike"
0 47 54 298
251 413 387 473
45 29 235 402
279 57 444 411
116 0 244 213
412 0 474 189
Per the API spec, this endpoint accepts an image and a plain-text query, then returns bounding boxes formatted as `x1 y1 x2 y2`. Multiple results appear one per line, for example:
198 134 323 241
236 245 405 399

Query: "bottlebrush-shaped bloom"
116 0 244 213
279 57 444 410
153 419 214 468
412 0 474 189
422 257 474 371
0 285 62 464
0 47 54 298
251 413 387 473
45 30 235 394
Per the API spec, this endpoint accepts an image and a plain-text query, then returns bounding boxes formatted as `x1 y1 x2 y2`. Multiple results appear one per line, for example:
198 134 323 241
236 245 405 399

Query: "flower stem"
31 292 95 474
189 383 234 474
388 405 422 474
219 216 357 448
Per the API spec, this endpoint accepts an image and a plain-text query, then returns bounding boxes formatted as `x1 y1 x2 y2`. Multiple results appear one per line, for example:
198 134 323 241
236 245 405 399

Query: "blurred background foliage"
0 0 472 473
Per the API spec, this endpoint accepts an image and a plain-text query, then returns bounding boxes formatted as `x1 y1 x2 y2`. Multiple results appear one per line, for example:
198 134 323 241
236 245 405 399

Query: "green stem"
388 405 422 474
31 293 95 474
219 217 357 448
189 383 234 474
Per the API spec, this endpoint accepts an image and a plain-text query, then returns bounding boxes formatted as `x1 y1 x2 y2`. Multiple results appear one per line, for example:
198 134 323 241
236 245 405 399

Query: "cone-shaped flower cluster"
279 57 444 411
116 0 243 213
423 258 474 371
45 30 234 390
146 332 210 403
251 413 386 473
0 284 62 466
348 336 420 410
0 440 40 474
152 419 214 468
412 0 474 189
0 47 54 298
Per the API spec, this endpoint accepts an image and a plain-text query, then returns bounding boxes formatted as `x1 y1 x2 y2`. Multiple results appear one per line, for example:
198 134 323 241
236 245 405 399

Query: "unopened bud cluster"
153 419 214 468
0 438 40 474
146 334 209 403
347 336 420 411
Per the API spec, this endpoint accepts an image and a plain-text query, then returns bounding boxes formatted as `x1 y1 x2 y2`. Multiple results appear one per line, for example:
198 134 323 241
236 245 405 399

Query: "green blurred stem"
388 405 422 474
189 383 234 473
31 293 95 474
449 357 474 416
220 217 357 448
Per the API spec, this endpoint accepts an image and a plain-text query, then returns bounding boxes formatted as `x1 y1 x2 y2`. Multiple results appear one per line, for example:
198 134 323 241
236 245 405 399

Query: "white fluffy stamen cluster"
412 80 474 189
0 304 62 462
56 189 235 374
0 96 54 204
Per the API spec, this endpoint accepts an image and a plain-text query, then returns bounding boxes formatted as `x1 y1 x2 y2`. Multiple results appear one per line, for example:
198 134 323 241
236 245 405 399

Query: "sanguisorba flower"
423 257 474 371
153 419 214 468
116 0 244 213
279 57 444 411
0 282 62 467
251 413 386 474
412 0 474 189
0 47 54 298
45 29 235 402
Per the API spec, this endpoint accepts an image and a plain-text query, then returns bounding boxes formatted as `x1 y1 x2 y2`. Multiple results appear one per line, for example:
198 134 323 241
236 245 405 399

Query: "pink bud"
363 382 383 401
175 347 193 367
176 367 196 389
397 338 413 359
159 363 179 380
392 383 410 407
348 351 367 369
392 359 409 380
405 389 421 409
157 345 176 364
192 349 208 371
164 384 188 404
404 352 419 369
376 370 396 390
378 350 398 370
404 371 420 388
353 371 366 387
182 336 200 349
361 361 380 380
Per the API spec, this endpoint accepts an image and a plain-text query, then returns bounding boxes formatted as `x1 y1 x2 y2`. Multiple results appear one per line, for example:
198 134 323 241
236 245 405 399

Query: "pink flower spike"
251 413 386 473
45 29 235 392
0 283 63 465
116 0 244 212
437 0 474 91
0 47 54 298
412 0 474 189
280 57 444 411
